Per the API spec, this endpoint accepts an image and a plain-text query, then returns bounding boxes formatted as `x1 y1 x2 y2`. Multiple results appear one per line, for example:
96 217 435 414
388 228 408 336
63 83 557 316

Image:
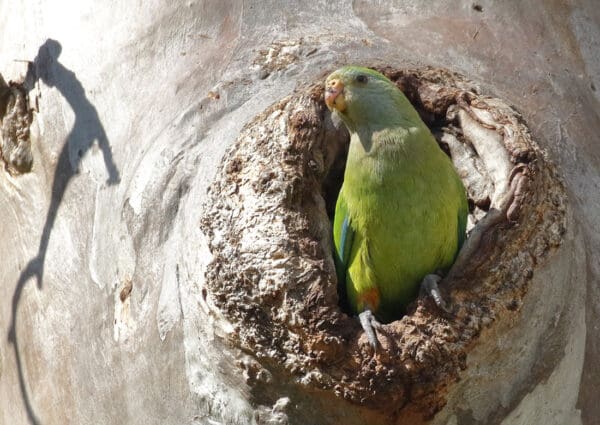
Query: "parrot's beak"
325 78 346 112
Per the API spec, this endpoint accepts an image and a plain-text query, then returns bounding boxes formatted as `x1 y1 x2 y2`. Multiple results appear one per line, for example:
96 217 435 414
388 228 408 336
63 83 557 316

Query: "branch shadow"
7 39 120 425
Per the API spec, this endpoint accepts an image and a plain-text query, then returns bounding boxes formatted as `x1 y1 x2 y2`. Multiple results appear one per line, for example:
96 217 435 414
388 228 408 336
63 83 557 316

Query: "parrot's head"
325 66 418 132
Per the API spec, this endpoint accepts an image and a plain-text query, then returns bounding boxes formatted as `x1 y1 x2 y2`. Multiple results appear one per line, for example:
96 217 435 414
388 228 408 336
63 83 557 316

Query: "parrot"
324 66 468 348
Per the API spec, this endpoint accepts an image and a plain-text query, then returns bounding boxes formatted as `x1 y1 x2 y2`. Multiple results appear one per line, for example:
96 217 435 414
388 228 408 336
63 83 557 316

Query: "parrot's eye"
355 74 368 84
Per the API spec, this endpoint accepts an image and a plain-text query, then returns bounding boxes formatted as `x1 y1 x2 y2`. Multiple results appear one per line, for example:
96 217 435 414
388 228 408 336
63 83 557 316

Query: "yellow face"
324 76 346 112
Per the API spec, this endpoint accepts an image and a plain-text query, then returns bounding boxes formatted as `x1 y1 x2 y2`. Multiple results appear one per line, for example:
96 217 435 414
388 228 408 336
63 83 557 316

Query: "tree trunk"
0 1 598 424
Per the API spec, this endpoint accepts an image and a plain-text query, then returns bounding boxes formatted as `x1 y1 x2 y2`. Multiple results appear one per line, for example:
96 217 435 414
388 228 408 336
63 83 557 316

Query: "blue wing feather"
340 216 351 263
333 193 354 288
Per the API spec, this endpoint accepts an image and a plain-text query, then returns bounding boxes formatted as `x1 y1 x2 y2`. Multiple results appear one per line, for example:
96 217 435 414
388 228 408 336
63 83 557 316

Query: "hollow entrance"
200 66 567 421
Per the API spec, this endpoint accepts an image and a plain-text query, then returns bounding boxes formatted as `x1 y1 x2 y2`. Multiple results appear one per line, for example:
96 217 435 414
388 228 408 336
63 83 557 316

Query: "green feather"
328 66 468 322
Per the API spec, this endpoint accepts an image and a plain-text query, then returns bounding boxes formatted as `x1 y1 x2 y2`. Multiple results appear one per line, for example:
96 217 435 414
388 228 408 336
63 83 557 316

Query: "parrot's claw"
421 274 450 313
359 309 381 350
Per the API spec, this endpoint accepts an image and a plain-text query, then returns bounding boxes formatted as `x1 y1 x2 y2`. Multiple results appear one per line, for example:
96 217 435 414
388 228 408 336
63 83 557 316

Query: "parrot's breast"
338 128 467 320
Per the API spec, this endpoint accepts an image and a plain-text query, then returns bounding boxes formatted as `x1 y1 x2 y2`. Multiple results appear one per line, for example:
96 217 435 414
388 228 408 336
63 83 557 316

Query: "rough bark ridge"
0 74 33 174
200 67 567 422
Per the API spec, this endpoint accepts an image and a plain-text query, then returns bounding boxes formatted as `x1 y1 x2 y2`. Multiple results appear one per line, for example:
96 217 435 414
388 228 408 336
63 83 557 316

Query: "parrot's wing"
333 192 354 288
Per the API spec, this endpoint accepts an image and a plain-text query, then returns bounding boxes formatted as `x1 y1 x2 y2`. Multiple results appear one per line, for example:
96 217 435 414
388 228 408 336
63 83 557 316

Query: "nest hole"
201 66 567 421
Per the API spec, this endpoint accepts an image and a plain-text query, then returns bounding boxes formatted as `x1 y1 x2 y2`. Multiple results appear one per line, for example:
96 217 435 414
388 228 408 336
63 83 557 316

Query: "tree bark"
0 1 598 424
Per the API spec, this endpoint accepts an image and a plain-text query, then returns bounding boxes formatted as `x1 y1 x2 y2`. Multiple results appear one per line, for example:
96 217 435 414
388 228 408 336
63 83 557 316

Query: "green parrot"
324 66 468 347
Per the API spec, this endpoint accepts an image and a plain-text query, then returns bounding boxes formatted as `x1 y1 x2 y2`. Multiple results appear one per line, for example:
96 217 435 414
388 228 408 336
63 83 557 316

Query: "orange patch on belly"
358 287 381 312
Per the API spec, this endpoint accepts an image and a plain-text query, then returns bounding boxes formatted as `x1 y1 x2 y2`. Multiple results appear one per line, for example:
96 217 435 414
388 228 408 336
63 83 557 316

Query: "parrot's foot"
421 274 450 313
358 309 381 349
